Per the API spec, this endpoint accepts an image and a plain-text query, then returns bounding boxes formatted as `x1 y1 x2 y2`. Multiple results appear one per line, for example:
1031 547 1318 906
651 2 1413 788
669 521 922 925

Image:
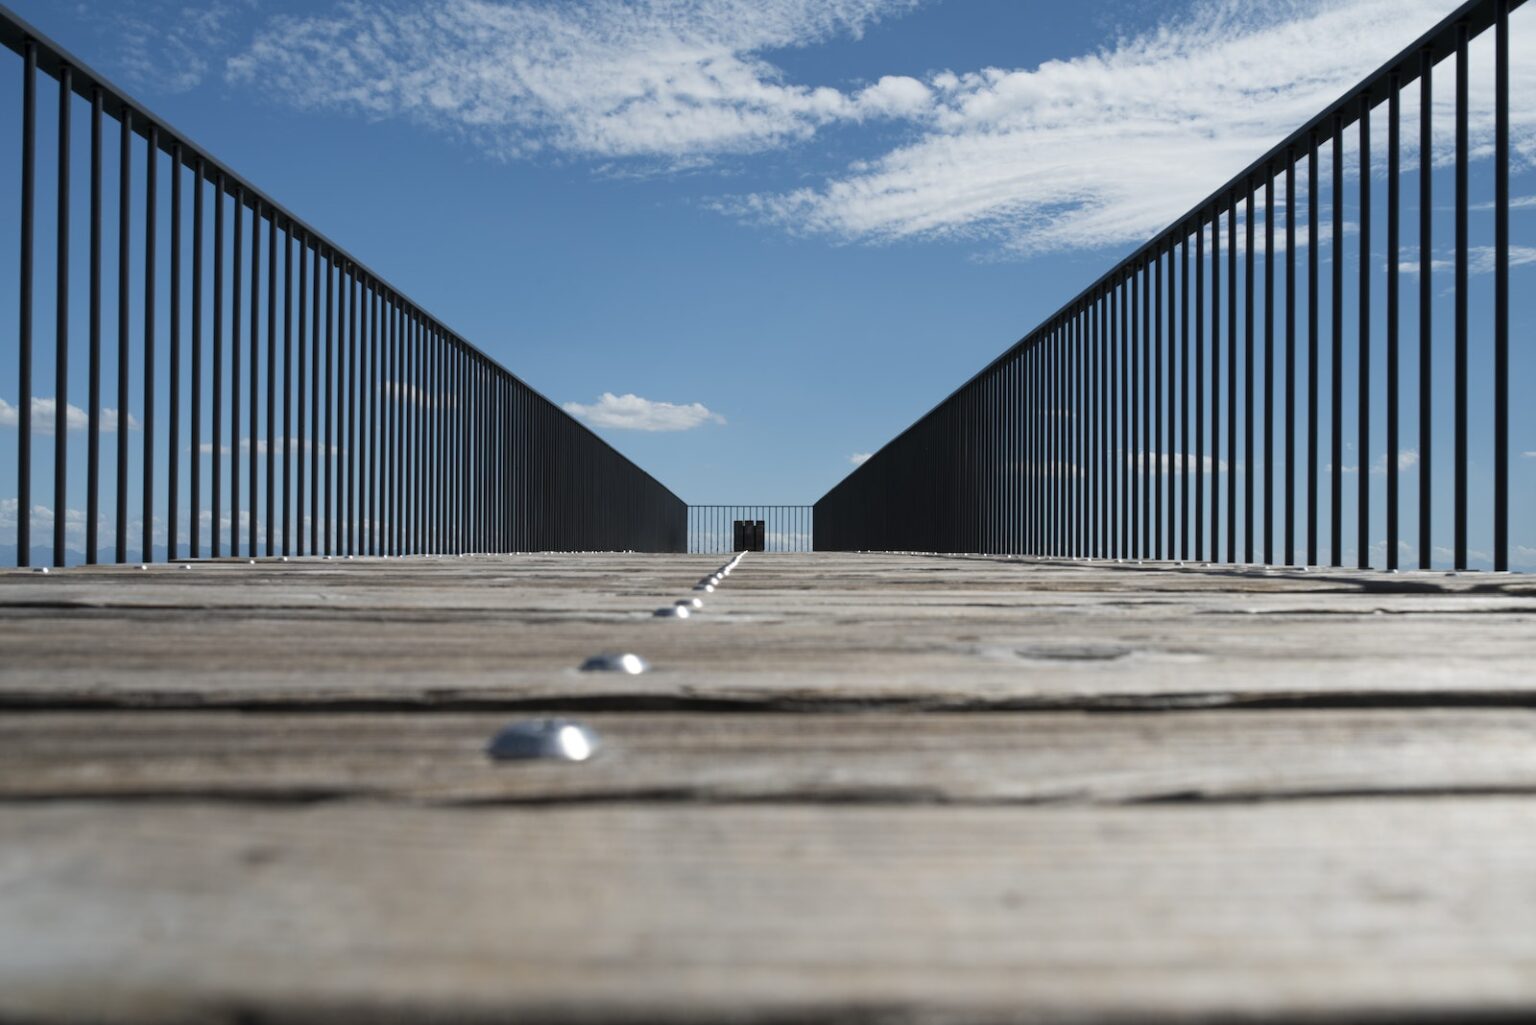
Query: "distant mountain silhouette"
2 544 170 568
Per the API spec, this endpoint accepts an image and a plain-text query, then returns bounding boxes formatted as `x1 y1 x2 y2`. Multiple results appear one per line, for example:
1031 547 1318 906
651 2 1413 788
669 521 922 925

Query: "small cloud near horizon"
850 452 872 466
563 392 725 432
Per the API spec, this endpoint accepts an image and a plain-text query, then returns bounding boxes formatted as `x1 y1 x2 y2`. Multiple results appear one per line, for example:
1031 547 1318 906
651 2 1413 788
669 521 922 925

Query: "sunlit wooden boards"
2 552 1534 1023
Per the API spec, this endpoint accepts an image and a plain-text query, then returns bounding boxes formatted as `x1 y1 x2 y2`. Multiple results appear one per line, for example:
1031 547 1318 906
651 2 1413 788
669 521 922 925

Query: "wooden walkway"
3 552 1535 1023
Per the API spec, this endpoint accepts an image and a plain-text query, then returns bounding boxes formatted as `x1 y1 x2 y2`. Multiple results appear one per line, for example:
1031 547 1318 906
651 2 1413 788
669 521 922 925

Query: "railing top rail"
0 1 682 507
826 0 1523 491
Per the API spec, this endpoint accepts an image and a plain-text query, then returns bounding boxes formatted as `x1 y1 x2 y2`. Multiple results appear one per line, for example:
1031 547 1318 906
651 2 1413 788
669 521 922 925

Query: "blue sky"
0 0 1532 566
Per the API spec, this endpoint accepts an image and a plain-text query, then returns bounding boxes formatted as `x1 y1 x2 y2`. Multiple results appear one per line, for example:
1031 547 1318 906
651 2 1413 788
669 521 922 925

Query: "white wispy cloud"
1400 245 1536 276
562 392 725 431
226 0 919 164
94 0 260 94
0 397 140 434
849 452 872 465
738 0 1536 253
165 0 1536 256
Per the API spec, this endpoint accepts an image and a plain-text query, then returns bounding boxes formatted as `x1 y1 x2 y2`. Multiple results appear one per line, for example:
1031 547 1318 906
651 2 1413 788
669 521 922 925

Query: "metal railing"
2 5 684 566
816 0 1524 572
688 506 813 553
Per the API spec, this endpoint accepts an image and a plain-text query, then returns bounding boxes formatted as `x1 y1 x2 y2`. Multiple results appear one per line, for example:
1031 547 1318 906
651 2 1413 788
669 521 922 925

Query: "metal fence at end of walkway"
1 5 687 566
688 506 813 553
815 0 1527 573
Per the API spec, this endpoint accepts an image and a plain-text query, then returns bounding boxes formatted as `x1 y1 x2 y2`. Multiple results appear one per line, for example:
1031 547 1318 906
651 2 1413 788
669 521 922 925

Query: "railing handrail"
830 0 1522 480
0 1 681 507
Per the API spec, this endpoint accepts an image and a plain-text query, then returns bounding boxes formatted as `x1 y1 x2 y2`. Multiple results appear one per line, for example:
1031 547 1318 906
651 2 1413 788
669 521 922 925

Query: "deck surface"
3 552 1535 1024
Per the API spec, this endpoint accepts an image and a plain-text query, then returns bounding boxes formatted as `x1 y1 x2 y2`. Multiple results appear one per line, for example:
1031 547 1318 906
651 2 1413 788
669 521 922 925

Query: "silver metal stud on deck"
676 597 703 609
654 605 691 619
580 652 649 675
486 718 600 762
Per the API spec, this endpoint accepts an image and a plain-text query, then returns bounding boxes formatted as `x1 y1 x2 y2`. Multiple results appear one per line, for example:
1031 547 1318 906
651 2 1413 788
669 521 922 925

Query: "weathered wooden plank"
0 553 1532 709
3 798 1535 1023
4 709 1536 805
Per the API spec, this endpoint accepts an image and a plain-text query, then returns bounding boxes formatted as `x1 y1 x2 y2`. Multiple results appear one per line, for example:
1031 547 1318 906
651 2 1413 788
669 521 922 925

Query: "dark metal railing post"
88 88 102 563
1493 0 1509 572
1418 48 1433 570
53 63 70 567
1357 95 1371 570
1453 21 1469 571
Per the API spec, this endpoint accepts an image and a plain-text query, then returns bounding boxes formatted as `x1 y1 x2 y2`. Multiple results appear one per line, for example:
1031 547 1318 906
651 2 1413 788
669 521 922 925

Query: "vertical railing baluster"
1265 168 1275 566
1419 49 1433 570
143 125 157 564
1387 77 1401 573
1211 209 1220 562
1493 0 1509 572
1453 22 1469 570
17 41 35 568
1244 184 1255 564
264 214 275 556
1285 150 1297 566
53 65 71 567
231 187 242 556
1358 95 1372 570
1155 249 1164 559
1326 122 1338 567
1226 195 1237 564
282 225 293 557
1308 134 1320 568
297 238 307 557
323 252 332 556
1181 231 1190 561
191 161 203 558
88 89 103 564
1196 220 1206 561
211 173 222 558
247 195 259 558
116 110 131 563
169 143 181 562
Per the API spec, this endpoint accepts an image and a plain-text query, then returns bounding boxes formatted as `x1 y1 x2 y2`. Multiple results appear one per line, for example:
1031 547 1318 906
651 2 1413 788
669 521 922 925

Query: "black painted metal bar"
231 186 242 557
169 143 181 563
813 0 1520 568
1419 49 1433 571
1244 184 1255 565
211 172 222 559
17 40 34 567
1226 195 1237 564
88 88 102 564
1196 220 1205 562
1 6 684 565
266 212 276 556
1308 132 1320 565
1387 77 1401 573
1210 208 1219 562
1285 150 1297 566
191 158 203 558
53 64 69 567
282 225 292 557
1357 95 1371 570
142 124 156 564
1453 21 1469 571
1328 121 1340 567
1493 0 1510 572
115 108 129 562
1265 169 1275 566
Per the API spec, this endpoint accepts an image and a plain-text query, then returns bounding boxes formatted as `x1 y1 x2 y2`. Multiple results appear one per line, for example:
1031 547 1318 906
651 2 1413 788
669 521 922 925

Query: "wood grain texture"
1 553 1533 709
4 552 1536 1023
4 708 1536 805
4 800 1536 1024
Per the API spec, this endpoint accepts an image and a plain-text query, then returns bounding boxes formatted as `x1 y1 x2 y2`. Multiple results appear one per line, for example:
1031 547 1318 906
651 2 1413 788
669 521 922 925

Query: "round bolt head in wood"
654 605 692 619
486 718 600 762
580 652 649 675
